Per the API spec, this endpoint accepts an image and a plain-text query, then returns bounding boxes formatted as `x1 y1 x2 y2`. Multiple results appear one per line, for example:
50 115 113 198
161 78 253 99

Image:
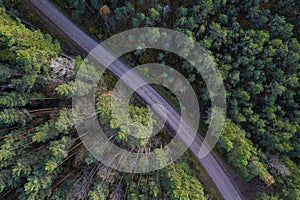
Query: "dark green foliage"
0 9 77 199
125 161 205 200
1 0 300 199
31 109 74 142
88 182 109 200
0 108 31 127
103 0 299 198
97 94 155 147
0 92 44 107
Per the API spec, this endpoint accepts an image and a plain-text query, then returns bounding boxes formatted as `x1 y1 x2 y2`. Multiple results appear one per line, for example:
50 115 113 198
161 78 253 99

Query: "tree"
97 94 155 148
67 0 88 18
88 182 109 200
0 108 31 127
220 120 271 181
163 161 205 200
0 9 77 199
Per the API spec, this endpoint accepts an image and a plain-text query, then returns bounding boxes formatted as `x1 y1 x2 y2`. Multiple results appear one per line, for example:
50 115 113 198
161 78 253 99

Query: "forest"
0 0 299 199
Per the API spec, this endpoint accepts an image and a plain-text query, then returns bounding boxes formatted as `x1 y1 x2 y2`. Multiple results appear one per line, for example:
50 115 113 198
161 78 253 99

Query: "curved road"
28 1 242 199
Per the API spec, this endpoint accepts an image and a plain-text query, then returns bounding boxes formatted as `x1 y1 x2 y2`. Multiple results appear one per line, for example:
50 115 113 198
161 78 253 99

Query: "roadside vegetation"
0 0 299 199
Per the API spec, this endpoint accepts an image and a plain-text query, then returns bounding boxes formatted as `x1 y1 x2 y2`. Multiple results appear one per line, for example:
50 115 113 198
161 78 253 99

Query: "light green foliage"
0 92 44 107
97 94 154 147
154 148 168 168
96 94 112 122
55 81 74 98
32 109 74 142
85 152 98 165
164 161 205 200
0 9 76 199
0 108 31 126
12 159 32 177
46 136 73 172
53 0 300 197
1 0 300 199
125 161 204 200
88 182 109 200
0 9 60 76
54 108 74 133
220 120 269 180
24 174 52 196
